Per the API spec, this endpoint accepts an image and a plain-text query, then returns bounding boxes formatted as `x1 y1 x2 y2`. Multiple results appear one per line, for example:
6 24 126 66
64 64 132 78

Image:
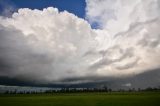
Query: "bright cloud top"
0 0 160 84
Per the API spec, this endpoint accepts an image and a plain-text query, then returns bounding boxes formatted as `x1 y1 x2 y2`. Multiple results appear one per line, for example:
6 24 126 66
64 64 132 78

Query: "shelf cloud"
0 0 160 85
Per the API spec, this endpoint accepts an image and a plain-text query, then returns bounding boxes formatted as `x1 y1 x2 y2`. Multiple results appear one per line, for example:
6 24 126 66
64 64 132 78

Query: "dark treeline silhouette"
45 87 112 94
3 86 160 94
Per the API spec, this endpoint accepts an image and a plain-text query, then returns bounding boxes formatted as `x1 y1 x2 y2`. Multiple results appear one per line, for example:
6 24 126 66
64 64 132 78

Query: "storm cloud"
0 0 160 87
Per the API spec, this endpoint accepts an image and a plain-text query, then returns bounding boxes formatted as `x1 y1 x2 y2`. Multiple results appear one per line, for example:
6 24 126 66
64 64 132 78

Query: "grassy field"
0 92 160 106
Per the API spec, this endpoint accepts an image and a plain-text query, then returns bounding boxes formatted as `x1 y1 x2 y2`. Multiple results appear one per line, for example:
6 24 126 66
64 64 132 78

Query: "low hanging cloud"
0 0 160 84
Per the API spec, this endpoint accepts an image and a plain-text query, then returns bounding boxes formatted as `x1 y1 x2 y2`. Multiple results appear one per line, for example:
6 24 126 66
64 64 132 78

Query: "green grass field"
0 92 160 106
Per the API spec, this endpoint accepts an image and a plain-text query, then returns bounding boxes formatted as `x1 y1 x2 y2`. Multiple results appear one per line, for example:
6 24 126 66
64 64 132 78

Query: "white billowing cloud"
86 0 160 35
0 7 98 83
92 19 160 77
0 0 160 84
85 0 160 76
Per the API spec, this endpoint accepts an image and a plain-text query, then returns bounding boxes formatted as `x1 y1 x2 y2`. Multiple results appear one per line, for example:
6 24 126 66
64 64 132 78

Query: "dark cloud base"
0 68 160 89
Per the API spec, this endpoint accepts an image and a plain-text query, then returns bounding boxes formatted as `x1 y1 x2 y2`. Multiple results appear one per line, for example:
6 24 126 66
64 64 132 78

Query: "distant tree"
4 90 9 94
108 88 112 92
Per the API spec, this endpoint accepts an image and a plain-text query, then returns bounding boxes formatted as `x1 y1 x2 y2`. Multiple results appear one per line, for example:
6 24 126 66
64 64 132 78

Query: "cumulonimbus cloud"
0 0 160 84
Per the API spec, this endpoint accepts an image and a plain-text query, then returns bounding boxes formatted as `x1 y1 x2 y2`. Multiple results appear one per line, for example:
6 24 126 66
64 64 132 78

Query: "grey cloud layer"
0 0 160 85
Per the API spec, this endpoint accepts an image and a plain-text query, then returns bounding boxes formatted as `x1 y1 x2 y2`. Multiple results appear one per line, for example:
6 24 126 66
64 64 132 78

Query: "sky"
0 0 86 18
0 0 160 89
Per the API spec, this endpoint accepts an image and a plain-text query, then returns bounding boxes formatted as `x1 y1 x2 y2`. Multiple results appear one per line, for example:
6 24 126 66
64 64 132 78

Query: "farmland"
0 92 160 106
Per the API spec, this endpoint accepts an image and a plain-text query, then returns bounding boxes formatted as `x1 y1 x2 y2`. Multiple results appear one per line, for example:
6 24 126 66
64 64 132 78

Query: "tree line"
3 87 160 94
